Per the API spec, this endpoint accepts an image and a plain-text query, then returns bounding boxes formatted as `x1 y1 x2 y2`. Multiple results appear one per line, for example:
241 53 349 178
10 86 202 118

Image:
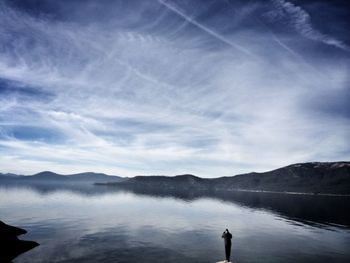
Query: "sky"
0 0 349 177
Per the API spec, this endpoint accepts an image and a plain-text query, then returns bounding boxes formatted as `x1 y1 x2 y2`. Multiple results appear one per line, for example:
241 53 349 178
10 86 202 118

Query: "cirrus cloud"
0 0 349 177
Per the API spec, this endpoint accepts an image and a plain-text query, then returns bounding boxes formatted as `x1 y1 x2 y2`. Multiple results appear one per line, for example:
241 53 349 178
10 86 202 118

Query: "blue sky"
0 0 349 177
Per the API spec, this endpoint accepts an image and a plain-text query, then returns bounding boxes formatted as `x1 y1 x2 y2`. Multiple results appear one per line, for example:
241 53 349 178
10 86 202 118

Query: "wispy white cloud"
267 0 349 51
158 0 255 57
0 1 349 177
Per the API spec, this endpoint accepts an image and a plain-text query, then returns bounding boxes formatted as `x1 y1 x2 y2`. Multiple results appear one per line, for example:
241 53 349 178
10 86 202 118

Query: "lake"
1 183 350 263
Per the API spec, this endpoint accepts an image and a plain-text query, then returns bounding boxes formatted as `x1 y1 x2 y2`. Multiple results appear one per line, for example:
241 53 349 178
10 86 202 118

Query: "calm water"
0 183 350 263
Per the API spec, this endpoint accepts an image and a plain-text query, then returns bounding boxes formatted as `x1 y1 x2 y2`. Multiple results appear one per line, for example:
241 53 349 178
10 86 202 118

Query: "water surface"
0 183 349 263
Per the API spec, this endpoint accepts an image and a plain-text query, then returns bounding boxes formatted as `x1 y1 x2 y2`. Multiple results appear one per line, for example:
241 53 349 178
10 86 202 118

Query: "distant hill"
0 171 123 183
67 172 123 183
212 162 350 194
102 162 350 195
2 162 350 194
29 171 68 181
120 174 210 190
0 173 22 178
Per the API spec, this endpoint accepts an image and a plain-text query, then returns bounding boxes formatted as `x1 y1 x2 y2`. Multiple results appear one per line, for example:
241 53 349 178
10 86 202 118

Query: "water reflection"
0 183 349 263
111 185 350 229
2 182 349 228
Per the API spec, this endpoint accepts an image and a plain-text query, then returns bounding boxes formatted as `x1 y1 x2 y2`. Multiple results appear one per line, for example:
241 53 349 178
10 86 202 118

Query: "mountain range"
101 162 350 195
1 162 349 194
0 171 124 183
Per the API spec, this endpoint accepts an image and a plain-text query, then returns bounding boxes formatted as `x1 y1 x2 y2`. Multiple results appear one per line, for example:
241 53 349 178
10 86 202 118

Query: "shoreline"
95 183 350 197
228 189 350 197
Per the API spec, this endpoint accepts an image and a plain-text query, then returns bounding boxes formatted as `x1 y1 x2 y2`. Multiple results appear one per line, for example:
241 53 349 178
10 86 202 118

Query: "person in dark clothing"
222 229 232 262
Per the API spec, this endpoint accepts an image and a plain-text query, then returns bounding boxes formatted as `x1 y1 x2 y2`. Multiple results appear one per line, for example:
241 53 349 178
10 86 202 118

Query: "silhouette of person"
221 229 232 262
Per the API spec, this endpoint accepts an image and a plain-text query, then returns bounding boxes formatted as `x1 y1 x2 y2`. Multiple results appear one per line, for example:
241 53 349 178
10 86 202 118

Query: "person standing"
221 229 232 262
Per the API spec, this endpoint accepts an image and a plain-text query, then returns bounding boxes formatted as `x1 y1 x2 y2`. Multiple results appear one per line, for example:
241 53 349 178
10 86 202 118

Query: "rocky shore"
0 221 39 262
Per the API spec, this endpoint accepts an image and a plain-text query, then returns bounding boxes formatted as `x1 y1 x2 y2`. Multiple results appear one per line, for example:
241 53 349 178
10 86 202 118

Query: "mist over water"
1 184 349 263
